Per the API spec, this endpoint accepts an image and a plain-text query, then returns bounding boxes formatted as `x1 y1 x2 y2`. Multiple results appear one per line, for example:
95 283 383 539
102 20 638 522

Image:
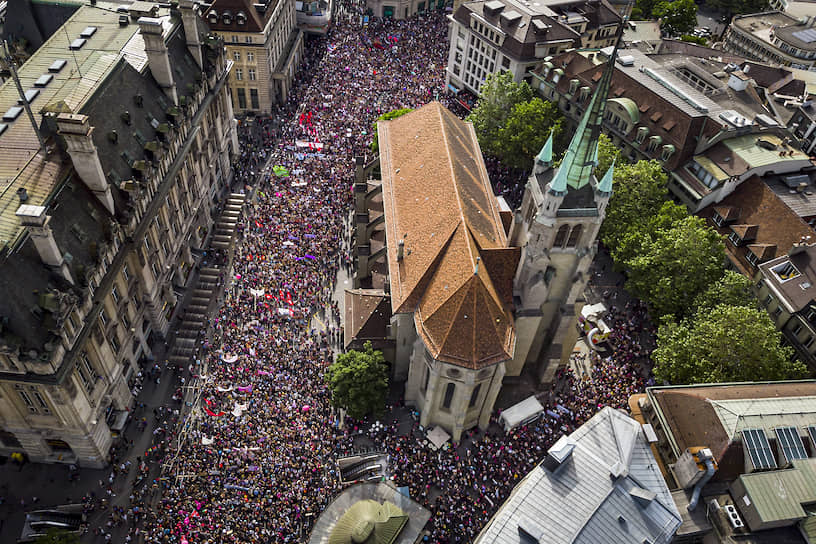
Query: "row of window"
421 368 483 411
233 51 256 63
234 68 257 81
235 88 261 110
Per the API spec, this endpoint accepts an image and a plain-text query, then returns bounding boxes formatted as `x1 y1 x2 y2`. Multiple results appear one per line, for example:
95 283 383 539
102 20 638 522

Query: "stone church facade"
347 38 618 439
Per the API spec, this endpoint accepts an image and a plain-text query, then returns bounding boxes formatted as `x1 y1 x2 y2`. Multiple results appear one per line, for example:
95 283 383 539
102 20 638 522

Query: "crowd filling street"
65 6 657 544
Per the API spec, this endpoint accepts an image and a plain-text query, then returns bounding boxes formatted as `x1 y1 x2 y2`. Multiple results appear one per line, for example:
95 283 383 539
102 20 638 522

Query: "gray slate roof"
475 407 681 544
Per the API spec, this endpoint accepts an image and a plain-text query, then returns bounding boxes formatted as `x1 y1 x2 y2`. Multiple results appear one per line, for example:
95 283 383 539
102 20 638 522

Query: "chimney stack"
397 239 404 261
16 205 74 284
56 113 115 215
179 0 204 69
138 17 178 104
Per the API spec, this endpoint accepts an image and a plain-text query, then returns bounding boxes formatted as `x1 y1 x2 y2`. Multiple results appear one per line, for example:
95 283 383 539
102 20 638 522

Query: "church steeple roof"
597 157 615 195
536 129 554 166
554 24 624 191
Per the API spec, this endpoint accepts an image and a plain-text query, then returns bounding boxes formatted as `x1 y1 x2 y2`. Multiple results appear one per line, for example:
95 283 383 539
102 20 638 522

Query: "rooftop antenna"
2 40 46 154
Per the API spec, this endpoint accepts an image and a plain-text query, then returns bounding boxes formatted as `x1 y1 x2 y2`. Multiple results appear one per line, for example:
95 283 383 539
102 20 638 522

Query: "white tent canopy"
426 426 451 450
499 395 545 431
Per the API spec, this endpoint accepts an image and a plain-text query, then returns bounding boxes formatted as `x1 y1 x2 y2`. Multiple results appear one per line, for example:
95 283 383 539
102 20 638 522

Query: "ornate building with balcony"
0 1 237 467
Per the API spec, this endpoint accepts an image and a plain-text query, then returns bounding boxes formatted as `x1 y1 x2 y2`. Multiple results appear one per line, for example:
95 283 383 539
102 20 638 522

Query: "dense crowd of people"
116 7 659 544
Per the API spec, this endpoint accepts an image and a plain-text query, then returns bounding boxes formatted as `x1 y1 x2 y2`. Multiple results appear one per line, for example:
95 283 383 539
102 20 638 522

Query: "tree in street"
653 0 697 37
33 529 80 544
599 159 670 250
494 97 564 170
467 72 534 157
625 215 726 318
631 0 659 19
325 341 389 419
653 304 806 385
610 199 687 269
692 270 757 315
370 108 414 152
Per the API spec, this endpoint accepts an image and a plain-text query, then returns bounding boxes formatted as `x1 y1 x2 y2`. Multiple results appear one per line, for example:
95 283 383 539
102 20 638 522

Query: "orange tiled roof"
377 103 517 369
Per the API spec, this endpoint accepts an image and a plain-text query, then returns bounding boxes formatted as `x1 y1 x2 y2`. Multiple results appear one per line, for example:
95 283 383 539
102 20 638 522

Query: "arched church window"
442 382 455 410
469 383 482 408
422 365 430 394
553 225 569 248
567 224 583 247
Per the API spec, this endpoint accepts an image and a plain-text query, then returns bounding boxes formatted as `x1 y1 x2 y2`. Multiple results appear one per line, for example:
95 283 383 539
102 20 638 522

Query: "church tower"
506 29 621 381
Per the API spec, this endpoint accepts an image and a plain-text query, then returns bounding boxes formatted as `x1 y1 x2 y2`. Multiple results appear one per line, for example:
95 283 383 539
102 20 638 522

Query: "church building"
346 35 618 440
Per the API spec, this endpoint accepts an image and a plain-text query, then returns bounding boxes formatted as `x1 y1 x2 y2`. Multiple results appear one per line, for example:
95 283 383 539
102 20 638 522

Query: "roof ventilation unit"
34 74 53 87
723 504 744 529
48 59 67 73
69 38 87 50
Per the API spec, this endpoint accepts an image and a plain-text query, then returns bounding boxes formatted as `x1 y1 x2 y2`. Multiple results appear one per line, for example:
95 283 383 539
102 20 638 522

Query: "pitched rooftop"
475 407 681 544
377 102 518 369
0 3 170 252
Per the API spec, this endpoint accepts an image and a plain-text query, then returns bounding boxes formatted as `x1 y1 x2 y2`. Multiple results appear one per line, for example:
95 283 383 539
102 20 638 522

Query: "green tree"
594 133 621 181
467 72 534 157
692 270 757 315
33 529 80 544
653 0 697 36
653 305 806 385
325 341 389 419
611 199 688 268
371 108 413 152
600 160 670 249
494 97 564 170
625 215 726 318
680 34 707 46
631 0 659 19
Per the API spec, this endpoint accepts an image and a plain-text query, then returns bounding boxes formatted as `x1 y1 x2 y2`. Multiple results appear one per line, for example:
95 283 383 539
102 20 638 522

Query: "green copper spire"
556 24 624 190
537 129 554 166
549 157 568 195
598 157 615 194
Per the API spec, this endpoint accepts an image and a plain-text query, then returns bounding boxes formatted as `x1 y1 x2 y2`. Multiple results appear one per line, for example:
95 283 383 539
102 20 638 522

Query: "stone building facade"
203 0 304 114
0 1 237 467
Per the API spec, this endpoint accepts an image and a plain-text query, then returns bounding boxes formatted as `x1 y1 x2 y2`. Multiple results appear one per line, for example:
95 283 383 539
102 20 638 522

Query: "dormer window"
208 10 218 23
772 261 800 282
635 126 648 144
660 144 675 161
728 231 743 246
236 11 247 24
646 135 662 153
712 210 725 227
579 86 589 101
222 10 232 24
569 78 579 95
746 250 759 267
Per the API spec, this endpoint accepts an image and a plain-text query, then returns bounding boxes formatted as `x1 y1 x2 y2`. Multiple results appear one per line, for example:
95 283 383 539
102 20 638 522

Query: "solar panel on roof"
17 89 40 105
742 428 777 470
80 26 97 38
775 427 808 462
69 38 86 50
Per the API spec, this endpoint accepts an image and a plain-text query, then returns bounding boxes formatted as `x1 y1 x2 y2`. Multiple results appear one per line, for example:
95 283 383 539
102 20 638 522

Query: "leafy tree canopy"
467 72 534 157
610 199 688 269
325 341 389 419
370 108 414 152
681 34 707 46
33 529 80 544
692 270 757 315
625 215 726 318
631 0 659 19
600 159 670 249
654 0 697 36
594 133 621 181
494 97 564 170
653 304 805 385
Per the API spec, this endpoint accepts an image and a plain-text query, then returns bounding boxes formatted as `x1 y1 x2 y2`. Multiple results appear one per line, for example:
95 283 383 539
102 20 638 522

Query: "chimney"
542 435 575 472
138 17 178 104
179 0 204 69
56 113 115 215
397 239 404 261
16 205 74 284
17 188 28 202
